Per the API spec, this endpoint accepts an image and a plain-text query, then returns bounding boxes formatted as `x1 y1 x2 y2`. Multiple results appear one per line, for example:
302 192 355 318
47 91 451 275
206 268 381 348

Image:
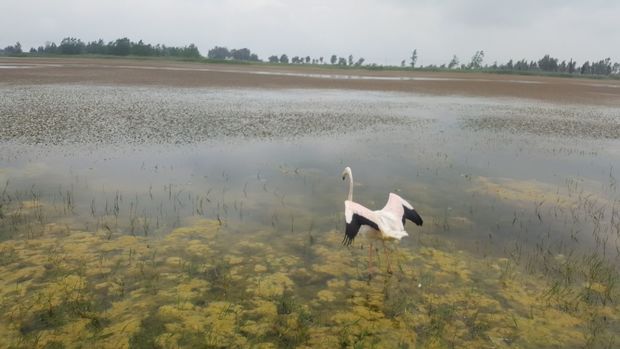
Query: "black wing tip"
403 205 423 226
343 213 378 247
413 211 423 226
343 221 357 247
342 234 353 246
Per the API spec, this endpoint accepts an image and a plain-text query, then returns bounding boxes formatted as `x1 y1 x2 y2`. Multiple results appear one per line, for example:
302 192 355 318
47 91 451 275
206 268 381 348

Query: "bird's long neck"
347 172 353 201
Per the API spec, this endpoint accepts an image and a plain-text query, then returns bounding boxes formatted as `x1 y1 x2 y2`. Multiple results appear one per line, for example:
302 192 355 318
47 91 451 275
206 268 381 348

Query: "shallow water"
1 85 619 348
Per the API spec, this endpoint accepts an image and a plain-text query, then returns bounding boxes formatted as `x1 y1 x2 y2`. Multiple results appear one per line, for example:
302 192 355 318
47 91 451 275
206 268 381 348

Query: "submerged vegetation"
0 203 618 348
0 156 619 347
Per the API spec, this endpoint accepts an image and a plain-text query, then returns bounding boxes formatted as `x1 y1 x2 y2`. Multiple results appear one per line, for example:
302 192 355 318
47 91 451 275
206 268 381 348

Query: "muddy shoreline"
2 57 619 106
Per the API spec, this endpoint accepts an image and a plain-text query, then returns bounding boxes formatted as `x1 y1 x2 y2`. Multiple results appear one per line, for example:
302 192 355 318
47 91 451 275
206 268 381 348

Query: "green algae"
0 215 618 349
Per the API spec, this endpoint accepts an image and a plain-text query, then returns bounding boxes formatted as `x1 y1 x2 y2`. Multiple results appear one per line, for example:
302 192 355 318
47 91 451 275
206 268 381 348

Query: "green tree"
538 54 558 72
110 38 131 56
469 50 484 69
591 58 612 75
410 49 417 68
85 39 107 54
208 46 230 59
338 57 347 66
3 42 22 55
355 58 365 66
59 37 85 54
580 61 591 75
268 55 279 63
45 42 58 54
330 55 337 64
568 59 576 74
558 60 567 72
182 44 200 58
280 54 289 64
514 59 528 71
448 55 459 69
131 40 152 56
348 55 353 66
231 48 251 60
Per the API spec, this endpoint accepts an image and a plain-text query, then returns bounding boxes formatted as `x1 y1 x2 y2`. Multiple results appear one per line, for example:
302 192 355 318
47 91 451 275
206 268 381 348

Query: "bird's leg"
383 240 392 274
368 243 373 275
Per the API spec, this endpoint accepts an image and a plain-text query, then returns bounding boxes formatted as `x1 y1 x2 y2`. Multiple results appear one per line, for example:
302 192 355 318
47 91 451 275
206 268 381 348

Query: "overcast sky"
2 0 619 66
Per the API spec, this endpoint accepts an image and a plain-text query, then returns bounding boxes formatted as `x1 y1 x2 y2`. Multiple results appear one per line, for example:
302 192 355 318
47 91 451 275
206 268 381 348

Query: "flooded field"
1 78 619 348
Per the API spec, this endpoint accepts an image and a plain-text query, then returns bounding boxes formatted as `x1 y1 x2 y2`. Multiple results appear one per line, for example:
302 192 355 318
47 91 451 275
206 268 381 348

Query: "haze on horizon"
2 0 619 66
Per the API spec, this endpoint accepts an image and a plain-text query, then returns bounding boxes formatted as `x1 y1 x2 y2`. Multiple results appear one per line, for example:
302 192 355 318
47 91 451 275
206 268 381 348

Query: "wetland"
0 58 619 348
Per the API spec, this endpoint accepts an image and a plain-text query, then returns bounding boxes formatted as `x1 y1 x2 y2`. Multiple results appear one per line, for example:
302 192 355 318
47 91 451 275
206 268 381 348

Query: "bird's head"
341 166 352 181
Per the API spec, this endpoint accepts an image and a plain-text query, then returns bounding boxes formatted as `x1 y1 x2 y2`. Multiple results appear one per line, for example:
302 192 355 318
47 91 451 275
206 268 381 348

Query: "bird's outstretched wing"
343 201 380 246
381 193 423 226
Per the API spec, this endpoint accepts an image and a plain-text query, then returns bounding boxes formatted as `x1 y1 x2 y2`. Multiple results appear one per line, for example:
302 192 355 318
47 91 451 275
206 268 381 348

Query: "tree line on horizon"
1 38 200 58
2 38 619 77
422 50 619 76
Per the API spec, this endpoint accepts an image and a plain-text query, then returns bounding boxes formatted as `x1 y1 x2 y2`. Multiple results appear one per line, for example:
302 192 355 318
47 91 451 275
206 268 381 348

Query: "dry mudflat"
1 56 619 106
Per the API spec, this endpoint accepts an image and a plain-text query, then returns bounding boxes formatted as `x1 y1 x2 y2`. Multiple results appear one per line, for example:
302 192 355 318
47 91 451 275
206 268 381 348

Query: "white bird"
341 166 423 273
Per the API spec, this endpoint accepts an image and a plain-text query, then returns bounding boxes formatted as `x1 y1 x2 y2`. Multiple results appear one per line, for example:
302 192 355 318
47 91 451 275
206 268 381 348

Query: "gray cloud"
1 0 618 66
